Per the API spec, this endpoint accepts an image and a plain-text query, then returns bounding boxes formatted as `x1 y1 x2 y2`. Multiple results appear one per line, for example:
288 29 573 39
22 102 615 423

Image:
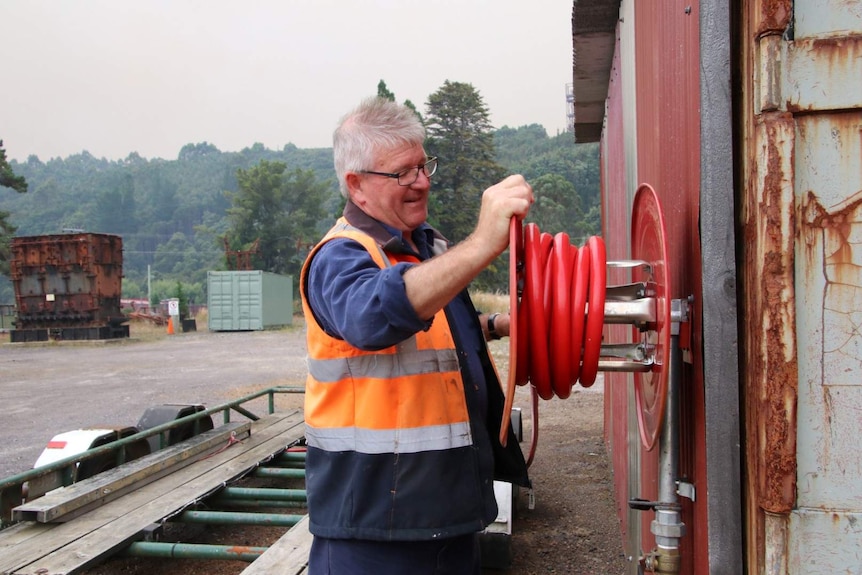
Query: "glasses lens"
396 158 437 186
397 167 419 186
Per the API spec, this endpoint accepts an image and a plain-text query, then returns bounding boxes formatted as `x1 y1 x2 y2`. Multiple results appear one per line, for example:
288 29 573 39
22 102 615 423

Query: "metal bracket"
627 498 681 512
603 297 656 327
676 480 696 502
671 296 694 364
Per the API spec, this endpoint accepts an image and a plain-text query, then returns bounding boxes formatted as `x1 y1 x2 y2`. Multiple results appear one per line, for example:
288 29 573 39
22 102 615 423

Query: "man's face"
348 144 431 234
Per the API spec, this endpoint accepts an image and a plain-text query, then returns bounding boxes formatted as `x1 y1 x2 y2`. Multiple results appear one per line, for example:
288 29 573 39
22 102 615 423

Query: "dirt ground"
1 320 629 574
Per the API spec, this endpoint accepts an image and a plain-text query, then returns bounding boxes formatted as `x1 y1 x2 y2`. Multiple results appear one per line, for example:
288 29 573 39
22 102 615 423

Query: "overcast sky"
2 1 574 162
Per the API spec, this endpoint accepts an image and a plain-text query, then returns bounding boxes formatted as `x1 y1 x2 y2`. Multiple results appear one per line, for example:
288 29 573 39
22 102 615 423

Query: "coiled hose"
500 218 607 468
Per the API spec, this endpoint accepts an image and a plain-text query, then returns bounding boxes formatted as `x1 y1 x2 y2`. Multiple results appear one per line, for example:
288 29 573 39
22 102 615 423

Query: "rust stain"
226 545 262 556
741 112 799 515
754 0 791 37
800 189 862 284
809 35 862 64
798 190 862 475
785 39 862 113
823 384 835 443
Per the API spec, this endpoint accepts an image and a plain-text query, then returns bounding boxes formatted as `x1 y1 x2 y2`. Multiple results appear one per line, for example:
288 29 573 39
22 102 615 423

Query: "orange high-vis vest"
301 218 473 455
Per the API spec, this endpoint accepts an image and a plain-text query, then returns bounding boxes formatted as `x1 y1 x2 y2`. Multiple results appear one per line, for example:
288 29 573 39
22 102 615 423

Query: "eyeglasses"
359 157 438 186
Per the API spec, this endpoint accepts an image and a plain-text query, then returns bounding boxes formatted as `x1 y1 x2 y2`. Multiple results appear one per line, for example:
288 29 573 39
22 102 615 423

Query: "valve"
641 547 682 574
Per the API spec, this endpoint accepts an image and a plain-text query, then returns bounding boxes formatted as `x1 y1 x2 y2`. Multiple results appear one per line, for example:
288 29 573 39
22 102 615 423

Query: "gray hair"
333 97 426 198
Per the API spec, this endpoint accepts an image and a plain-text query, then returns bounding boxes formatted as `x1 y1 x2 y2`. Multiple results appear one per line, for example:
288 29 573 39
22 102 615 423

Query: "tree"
377 80 424 124
495 126 602 239
526 173 586 240
174 281 189 319
377 80 396 102
177 141 221 161
94 172 138 235
226 161 328 283
0 141 28 194
0 140 28 276
424 81 506 243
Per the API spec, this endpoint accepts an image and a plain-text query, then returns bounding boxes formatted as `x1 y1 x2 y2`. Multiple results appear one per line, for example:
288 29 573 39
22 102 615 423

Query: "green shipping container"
207 271 293 331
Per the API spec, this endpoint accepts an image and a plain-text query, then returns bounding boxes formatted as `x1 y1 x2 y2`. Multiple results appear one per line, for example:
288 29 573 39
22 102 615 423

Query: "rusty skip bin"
10 232 129 342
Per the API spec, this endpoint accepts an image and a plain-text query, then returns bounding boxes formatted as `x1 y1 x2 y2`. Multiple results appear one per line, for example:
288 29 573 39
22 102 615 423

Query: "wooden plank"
0 522 52 552
13 422 251 523
0 420 256 557
1 411 304 575
10 411 303 575
240 514 311 575
8 411 303 575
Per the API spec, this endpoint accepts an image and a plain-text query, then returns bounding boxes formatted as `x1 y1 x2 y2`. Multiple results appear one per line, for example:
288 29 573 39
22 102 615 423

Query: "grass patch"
469 290 509 314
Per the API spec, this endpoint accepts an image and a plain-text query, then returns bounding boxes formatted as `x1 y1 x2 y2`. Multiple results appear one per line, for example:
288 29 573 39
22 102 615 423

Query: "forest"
0 81 600 307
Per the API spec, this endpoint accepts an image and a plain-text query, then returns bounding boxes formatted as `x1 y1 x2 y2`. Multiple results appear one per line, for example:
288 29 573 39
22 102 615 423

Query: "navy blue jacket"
301 202 529 541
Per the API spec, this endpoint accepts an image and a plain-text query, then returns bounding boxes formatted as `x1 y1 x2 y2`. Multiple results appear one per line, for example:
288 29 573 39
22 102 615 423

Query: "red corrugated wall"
602 2 709 572
601 19 632 555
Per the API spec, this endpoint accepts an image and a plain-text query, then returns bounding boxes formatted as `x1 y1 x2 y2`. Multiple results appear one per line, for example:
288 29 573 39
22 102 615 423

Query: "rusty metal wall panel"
741 0 862 572
739 1 795 573
784 37 862 112
10 233 126 334
748 110 799 515
794 0 862 37
787 510 862 574
792 106 862 574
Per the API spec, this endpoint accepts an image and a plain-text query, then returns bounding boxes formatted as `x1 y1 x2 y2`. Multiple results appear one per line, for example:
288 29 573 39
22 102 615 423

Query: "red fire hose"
499 218 607 466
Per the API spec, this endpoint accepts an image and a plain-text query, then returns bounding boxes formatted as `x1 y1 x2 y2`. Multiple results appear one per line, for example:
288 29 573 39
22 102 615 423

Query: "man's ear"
345 172 365 205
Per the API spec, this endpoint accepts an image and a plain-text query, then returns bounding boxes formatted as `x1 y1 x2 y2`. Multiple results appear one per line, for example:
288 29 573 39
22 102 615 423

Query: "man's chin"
405 204 428 220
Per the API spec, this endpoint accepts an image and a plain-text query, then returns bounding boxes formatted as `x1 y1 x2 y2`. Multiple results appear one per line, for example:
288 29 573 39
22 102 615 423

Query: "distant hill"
0 127 598 303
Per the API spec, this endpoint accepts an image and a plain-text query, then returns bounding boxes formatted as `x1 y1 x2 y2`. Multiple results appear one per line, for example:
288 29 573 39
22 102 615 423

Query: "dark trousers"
308 533 480 575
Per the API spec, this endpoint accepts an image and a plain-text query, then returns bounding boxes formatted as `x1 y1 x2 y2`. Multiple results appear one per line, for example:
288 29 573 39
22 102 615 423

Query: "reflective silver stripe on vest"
305 421 473 454
308 347 460 383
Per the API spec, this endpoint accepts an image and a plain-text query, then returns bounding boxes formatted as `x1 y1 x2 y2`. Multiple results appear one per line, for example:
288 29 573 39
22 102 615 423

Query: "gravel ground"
1 320 628 574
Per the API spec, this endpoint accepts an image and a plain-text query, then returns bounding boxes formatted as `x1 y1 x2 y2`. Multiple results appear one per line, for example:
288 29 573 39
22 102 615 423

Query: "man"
300 97 533 575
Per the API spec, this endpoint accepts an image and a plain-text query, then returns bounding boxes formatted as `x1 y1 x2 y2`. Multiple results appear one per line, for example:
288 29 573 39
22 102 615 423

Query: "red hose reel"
500 183 671 454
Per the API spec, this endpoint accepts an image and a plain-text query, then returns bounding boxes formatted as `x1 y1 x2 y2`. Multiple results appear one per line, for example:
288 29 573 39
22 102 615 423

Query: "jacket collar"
342 200 449 256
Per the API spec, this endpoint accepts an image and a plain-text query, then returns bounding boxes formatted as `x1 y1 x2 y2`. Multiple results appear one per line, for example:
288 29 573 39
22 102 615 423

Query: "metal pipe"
219 486 307 502
272 462 306 469
253 467 305 479
273 452 306 469
178 509 303 527
209 497 307 509
657 332 681 514
277 451 307 463
124 541 266 562
647 326 685 573
231 405 260 422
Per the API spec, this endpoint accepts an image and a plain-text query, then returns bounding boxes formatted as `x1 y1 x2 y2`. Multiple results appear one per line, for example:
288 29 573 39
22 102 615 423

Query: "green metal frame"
0 386 304 527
